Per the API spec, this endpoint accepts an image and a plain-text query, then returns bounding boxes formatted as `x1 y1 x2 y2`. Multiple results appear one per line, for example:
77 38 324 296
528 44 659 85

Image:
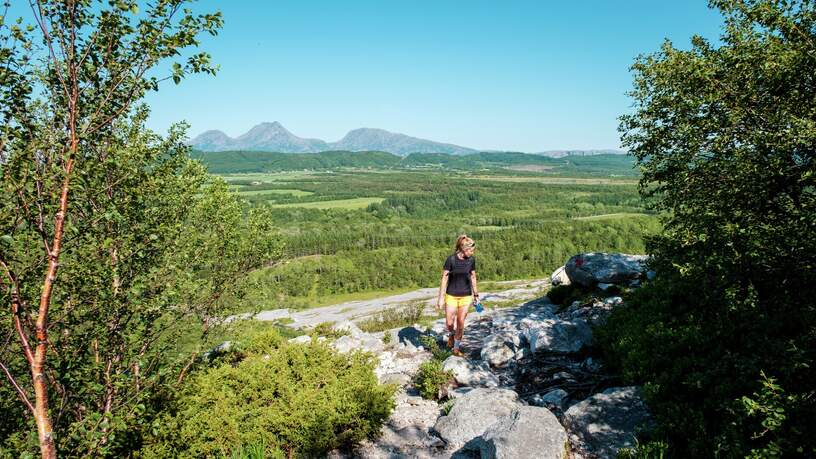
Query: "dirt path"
229 278 550 329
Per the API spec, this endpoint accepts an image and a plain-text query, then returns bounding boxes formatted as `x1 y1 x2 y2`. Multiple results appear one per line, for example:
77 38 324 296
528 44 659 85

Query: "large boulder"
564 386 654 458
433 388 521 448
523 319 593 354
442 356 500 387
564 253 649 287
480 334 516 368
475 406 568 459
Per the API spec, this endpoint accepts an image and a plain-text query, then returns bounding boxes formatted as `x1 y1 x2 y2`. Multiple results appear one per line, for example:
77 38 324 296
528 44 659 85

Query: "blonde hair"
454 234 475 253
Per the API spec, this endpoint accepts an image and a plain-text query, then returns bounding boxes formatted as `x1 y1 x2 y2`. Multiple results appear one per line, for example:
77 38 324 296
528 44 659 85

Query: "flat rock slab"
475 406 567 459
523 319 593 354
564 386 653 458
442 356 500 388
434 388 521 448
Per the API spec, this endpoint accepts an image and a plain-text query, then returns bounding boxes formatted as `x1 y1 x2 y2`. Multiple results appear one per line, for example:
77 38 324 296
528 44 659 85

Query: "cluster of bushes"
141 329 395 458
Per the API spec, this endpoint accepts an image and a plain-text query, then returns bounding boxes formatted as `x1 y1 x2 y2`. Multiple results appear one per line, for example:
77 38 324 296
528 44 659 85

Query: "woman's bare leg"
445 304 457 345
455 305 468 342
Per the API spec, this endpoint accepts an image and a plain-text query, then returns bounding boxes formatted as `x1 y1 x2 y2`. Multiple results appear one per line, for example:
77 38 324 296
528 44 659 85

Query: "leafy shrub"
414 360 453 400
140 330 395 458
419 335 451 361
617 440 669 459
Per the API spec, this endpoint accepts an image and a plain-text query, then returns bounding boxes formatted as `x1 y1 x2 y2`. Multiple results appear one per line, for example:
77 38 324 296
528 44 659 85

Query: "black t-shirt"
443 254 476 296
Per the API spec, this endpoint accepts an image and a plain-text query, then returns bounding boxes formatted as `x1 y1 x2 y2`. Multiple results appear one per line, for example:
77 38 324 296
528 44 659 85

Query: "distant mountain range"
189 122 624 157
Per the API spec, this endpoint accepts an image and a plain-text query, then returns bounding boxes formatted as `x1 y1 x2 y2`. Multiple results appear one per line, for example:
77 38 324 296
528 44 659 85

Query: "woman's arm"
437 270 449 309
470 271 479 302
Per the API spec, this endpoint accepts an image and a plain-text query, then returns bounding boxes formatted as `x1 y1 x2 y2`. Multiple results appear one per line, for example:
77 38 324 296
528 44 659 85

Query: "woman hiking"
437 234 479 356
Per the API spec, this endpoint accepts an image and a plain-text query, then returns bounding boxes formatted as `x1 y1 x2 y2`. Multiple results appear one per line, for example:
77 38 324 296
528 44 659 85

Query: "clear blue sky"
143 0 725 152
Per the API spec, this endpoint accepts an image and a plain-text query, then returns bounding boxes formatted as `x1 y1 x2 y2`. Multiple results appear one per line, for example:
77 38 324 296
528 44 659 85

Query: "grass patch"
269 197 384 210
236 188 314 197
358 302 425 333
573 212 651 220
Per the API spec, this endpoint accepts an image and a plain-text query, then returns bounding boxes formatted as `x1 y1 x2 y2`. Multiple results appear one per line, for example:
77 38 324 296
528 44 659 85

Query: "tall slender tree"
0 1 224 457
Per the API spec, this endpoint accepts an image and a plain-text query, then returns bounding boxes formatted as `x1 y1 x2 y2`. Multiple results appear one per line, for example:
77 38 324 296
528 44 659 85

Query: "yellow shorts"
445 294 472 309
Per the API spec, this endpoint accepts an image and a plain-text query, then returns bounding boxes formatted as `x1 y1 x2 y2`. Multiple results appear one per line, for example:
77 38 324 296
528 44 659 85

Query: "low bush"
419 335 451 361
414 360 454 400
140 329 395 458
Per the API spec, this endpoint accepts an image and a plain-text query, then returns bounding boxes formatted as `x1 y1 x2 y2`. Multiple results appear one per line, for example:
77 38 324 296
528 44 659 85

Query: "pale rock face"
551 265 571 286
480 334 517 367
523 319 593 354
475 406 568 459
433 388 521 448
564 386 654 458
441 356 500 388
287 335 312 345
530 389 569 410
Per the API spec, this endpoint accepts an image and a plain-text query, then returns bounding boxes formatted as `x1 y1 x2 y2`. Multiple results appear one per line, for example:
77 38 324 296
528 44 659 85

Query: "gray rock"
287 335 312 345
380 373 411 387
551 265 571 286
597 282 613 291
564 386 654 458
604 296 624 306
332 320 364 338
524 319 593 354
447 387 476 399
360 336 384 353
476 406 568 459
564 253 650 287
442 356 500 387
332 335 360 354
213 340 232 353
531 389 569 410
433 388 521 448
582 357 602 373
480 334 516 367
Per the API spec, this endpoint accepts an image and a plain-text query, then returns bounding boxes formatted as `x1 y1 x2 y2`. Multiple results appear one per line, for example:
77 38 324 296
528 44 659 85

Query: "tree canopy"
607 0 816 456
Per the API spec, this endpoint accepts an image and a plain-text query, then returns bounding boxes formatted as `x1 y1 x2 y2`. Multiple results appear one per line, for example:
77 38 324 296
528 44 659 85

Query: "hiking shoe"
452 348 464 357
447 335 455 349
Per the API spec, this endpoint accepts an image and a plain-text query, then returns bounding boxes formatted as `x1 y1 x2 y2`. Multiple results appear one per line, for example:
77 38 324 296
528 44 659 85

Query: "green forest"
211 169 657 313
2 0 815 458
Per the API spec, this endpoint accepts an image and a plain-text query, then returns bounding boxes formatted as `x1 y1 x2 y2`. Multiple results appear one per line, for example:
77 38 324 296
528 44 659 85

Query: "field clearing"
219 171 319 182
237 189 314 197
573 212 652 220
468 175 638 185
269 197 384 209
504 165 556 172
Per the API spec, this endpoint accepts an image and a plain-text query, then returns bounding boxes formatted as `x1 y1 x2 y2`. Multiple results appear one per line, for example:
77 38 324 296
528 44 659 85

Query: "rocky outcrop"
564 386 653 458
565 253 650 287
323 260 653 458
